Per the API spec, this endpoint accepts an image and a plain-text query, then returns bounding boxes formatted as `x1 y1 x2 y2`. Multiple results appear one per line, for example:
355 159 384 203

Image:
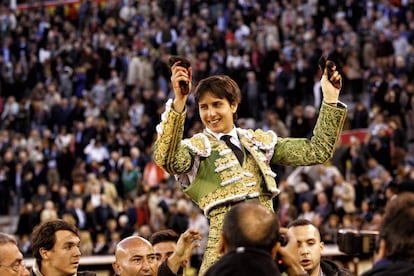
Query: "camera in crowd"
337 229 379 256
275 233 288 272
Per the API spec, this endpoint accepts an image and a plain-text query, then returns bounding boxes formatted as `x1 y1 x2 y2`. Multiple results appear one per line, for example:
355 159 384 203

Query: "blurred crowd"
1 0 414 265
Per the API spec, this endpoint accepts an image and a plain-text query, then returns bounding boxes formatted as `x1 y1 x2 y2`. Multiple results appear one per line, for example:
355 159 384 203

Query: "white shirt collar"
32 260 78 276
205 127 241 148
205 127 238 141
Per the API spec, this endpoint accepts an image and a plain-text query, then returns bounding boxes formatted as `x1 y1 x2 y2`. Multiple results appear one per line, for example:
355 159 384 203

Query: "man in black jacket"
285 219 351 276
203 202 306 276
362 192 414 276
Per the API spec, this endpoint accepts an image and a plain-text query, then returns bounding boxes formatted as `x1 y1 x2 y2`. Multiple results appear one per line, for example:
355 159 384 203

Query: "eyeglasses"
0 260 26 272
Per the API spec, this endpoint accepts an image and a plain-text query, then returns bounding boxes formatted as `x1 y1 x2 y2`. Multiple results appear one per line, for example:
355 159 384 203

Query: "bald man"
112 236 158 276
114 230 202 276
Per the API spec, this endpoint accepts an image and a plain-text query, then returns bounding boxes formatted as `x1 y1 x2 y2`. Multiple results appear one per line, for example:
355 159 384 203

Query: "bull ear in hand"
169 55 191 95
318 56 341 89
168 56 191 69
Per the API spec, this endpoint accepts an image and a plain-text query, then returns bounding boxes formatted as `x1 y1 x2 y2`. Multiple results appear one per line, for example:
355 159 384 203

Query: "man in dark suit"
362 192 414 276
204 202 307 276
70 197 88 230
285 219 351 276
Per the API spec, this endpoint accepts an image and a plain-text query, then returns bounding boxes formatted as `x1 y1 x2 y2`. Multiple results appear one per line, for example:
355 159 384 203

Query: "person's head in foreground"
362 192 414 276
286 219 324 276
205 202 285 276
149 229 180 264
112 236 158 276
0 232 30 276
219 201 280 254
31 219 82 276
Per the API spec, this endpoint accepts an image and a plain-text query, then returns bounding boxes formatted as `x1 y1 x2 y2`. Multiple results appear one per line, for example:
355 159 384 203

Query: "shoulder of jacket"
238 128 277 150
182 133 211 157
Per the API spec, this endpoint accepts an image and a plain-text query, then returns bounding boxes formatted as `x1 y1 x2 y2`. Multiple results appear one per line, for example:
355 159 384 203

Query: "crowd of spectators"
0 0 414 269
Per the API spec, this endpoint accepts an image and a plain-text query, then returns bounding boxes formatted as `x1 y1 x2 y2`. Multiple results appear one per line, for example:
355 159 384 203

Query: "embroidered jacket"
154 99 347 217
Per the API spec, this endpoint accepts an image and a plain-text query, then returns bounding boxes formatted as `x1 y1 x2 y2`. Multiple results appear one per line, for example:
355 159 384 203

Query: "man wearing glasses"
0 232 30 276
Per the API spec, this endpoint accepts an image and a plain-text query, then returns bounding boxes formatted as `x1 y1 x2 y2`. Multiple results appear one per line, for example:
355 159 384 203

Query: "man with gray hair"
0 232 30 276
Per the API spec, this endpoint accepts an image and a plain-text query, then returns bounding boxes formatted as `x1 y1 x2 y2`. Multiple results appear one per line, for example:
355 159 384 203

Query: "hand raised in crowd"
166 229 202 273
277 227 308 276
171 58 192 113
320 57 342 105
277 245 308 276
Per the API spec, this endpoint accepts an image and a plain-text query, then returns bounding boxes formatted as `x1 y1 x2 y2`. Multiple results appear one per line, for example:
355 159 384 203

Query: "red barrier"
340 129 370 146
16 0 107 11
17 0 80 11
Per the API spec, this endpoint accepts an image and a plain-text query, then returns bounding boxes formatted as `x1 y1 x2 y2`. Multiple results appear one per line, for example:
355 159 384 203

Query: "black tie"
221 135 244 165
